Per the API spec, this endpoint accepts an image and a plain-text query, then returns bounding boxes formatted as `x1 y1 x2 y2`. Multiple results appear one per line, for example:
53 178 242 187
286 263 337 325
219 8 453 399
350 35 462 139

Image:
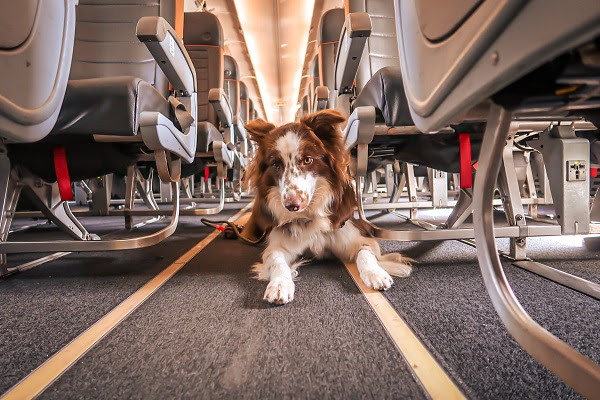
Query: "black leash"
200 218 266 245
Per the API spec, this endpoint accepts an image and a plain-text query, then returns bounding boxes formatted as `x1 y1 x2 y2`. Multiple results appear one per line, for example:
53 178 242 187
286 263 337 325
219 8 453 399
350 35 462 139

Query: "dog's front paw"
264 277 295 305
360 268 393 291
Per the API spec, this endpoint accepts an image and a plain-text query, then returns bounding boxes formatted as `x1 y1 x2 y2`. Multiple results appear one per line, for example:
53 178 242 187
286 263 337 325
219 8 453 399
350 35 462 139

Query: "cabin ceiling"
184 0 341 124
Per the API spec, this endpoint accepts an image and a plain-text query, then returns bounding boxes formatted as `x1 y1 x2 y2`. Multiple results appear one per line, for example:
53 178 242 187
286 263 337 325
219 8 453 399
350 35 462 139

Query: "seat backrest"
183 11 224 126
300 95 310 118
347 0 400 92
239 81 249 123
0 0 77 142
70 0 179 98
309 54 320 108
318 8 345 108
249 98 257 121
223 55 240 121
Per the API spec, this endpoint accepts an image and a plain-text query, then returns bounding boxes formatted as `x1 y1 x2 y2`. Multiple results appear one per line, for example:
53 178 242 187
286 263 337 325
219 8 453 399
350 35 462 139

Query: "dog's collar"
279 218 311 229
278 217 348 230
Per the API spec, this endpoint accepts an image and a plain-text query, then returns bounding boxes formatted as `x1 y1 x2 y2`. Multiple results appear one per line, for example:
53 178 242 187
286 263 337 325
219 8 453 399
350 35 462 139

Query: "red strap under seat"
458 133 473 189
53 146 73 201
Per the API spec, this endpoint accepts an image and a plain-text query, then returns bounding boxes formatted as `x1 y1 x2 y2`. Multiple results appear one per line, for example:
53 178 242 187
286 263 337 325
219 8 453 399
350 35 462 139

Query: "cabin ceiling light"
233 0 315 123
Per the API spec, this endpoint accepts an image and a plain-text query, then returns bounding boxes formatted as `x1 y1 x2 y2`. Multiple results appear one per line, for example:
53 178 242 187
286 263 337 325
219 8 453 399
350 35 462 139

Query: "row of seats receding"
300 0 600 239
0 1 260 269
299 0 600 395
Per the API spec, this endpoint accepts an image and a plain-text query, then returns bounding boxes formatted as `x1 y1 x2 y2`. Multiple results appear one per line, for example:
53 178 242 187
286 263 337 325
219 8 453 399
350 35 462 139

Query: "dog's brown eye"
272 162 281 170
302 156 313 165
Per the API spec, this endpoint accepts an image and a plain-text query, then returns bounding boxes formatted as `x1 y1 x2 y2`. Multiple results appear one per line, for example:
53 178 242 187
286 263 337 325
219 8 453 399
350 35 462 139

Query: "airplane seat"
349 0 400 91
295 94 310 122
394 1 600 394
300 95 310 119
1 0 199 258
182 11 234 180
239 82 250 123
224 55 240 121
184 11 225 154
394 0 600 131
9 0 198 183
309 54 326 111
296 75 310 120
317 8 345 110
249 98 257 121
339 0 485 173
224 55 248 157
0 0 77 143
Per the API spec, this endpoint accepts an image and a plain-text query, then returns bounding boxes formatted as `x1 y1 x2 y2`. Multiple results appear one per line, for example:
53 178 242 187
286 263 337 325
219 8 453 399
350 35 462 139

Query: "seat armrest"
343 106 376 150
136 16 197 96
209 88 235 148
233 116 248 156
208 88 234 128
335 12 372 95
312 86 329 112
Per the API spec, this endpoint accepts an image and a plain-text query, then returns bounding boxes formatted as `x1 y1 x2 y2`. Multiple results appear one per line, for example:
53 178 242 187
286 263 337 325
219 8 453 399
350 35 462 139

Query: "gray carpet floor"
1 203 598 399
379 235 599 399
40 238 426 400
0 204 243 394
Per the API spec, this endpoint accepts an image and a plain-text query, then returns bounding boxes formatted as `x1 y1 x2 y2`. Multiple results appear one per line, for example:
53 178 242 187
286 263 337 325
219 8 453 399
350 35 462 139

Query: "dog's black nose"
285 199 301 212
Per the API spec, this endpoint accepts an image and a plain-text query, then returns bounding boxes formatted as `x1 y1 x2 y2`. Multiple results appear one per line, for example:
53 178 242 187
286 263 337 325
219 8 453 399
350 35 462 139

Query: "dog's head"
244 110 353 225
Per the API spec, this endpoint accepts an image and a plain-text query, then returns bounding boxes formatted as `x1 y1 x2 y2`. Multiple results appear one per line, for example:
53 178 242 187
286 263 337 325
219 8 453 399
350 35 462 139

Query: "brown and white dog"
242 110 411 305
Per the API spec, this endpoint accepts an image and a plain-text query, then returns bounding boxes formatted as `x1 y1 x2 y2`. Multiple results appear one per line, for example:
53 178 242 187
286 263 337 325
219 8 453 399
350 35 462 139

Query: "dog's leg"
356 248 394 291
329 223 400 291
261 248 296 305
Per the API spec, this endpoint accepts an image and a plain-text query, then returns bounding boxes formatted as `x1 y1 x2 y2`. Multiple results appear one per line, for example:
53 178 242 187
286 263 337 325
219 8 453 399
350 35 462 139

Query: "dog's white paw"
360 268 393 291
264 277 295 305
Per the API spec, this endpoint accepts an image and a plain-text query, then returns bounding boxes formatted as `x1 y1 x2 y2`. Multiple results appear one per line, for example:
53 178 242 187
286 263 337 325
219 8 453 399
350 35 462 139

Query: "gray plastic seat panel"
309 54 320 110
415 0 484 42
300 95 309 118
196 122 225 153
239 82 249 123
318 8 345 108
184 11 226 158
224 55 240 119
186 45 223 126
348 0 400 92
249 99 257 120
395 0 600 131
0 0 77 142
71 0 173 97
184 11 225 128
0 0 37 49
183 11 223 46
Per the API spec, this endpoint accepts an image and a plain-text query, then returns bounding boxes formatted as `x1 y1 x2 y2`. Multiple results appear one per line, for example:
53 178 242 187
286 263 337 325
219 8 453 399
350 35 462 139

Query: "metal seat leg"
473 103 600 398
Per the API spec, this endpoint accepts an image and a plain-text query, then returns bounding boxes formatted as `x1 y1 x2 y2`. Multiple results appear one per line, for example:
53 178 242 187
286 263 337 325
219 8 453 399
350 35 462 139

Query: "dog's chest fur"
275 214 337 257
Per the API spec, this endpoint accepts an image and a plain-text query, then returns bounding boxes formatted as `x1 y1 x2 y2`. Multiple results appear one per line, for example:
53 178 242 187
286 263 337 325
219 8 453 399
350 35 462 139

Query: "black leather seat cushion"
51 76 169 136
196 121 224 153
352 67 414 127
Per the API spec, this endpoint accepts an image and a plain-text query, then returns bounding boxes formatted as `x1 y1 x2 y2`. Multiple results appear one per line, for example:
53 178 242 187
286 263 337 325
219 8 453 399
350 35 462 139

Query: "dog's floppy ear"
301 109 346 143
245 119 275 144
